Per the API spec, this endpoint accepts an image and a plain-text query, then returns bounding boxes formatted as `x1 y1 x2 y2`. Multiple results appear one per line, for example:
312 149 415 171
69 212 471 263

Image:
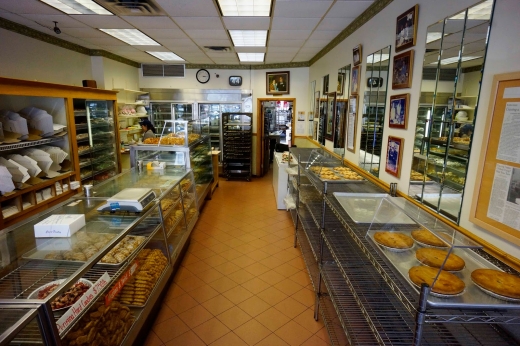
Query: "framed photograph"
385 136 404 177
351 65 361 95
347 95 358 153
314 91 320 119
266 71 290 94
395 4 418 52
323 74 329 94
337 72 345 95
392 50 414 89
389 94 410 129
353 44 362 66
334 99 348 148
325 92 336 141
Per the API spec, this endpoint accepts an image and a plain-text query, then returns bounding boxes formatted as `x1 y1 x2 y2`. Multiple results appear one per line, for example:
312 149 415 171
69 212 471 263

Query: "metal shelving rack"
222 113 252 181
289 147 520 346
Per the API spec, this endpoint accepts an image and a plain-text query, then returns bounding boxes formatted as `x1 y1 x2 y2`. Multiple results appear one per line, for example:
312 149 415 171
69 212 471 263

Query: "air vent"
142 64 185 77
96 0 165 16
204 46 232 52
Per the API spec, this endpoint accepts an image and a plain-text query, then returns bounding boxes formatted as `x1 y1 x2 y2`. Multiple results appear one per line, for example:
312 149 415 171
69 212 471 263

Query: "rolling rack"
288 147 520 346
222 112 252 181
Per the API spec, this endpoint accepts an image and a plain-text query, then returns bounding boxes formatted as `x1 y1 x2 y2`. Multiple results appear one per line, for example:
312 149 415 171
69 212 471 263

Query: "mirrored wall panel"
359 46 391 176
408 0 493 223
309 80 316 137
334 65 351 156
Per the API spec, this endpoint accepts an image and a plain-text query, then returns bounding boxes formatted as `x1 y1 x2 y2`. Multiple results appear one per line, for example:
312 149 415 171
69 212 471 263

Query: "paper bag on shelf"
0 110 29 140
19 107 54 137
0 157 30 183
0 165 15 194
8 154 42 177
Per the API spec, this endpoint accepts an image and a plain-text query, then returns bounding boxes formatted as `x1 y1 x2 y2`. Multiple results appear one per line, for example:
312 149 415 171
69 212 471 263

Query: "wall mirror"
309 80 316 138
359 46 391 176
334 65 351 156
408 0 493 223
325 92 336 141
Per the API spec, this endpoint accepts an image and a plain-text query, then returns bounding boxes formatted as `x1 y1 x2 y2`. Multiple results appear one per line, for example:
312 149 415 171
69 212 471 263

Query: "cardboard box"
34 214 86 238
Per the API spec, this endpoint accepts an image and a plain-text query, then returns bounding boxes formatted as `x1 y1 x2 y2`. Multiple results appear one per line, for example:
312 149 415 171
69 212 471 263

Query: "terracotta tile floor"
145 171 331 346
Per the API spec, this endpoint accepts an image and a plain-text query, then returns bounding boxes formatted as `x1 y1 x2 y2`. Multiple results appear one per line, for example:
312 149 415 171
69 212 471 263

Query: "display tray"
306 167 365 183
365 229 520 309
27 278 93 310
409 179 435 185
333 193 416 224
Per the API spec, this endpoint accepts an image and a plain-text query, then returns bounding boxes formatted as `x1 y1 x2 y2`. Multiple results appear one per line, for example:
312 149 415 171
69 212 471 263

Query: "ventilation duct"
96 0 165 16
142 64 185 77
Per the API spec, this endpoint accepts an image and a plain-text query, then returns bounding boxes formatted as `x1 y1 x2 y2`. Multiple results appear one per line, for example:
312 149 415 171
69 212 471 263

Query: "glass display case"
0 168 197 345
74 99 119 186
150 102 172 135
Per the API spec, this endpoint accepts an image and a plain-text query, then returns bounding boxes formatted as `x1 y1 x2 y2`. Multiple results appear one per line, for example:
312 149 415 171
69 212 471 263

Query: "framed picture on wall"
392 50 414 89
337 72 345 95
334 99 348 149
325 92 336 141
351 66 361 95
323 74 330 94
353 44 362 66
385 136 404 177
314 91 320 119
266 71 290 94
395 4 418 52
347 95 357 153
389 94 410 129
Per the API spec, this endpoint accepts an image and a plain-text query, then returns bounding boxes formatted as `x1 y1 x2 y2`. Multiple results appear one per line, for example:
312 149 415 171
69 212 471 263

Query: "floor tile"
234 319 272 346
165 293 199 315
210 332 248 346
274 297 308 319
193 318 231 344
222 285 254 305
301 335 331 346
257 270 286 285
255 307 291 332
209 276 239 293
259 256 286 269
153 316 190 343
274 263 302 277
238 295 271 317
191 247 217 260
185 260 214 275
247 249 271 261
274 278 303 296
219 248 244 261
163 284 185 302
164 330 205 346
227 269 257 284
143 331 163 346
217 306 252 330
201 294 235 316
177 305 214 329
291 287 316 307
176 275 206 292
255 333 290 346
195 267 225 284
214 261 242 275
244 262 271 276
154 305 176 325
187 284 220 303
231 255 258 269
293 308 325 334
204 254 229 267
256 286 289 306
314 326 330 342
241 277 271 295
275 320 314 346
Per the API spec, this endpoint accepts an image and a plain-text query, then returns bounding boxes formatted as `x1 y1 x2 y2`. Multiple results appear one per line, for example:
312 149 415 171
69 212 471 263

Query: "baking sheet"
333 193 416 224
365 229 520 308
306 168 365 183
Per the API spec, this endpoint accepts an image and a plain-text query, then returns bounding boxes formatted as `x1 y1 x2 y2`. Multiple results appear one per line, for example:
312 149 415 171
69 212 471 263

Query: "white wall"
310 0 520 255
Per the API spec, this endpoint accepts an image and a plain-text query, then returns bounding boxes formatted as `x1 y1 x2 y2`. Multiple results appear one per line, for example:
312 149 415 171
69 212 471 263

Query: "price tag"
104 261 139 306
110 202 120 211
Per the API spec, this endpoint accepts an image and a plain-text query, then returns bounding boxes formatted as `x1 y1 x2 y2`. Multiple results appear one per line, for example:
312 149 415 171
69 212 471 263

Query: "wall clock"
196 69 210 84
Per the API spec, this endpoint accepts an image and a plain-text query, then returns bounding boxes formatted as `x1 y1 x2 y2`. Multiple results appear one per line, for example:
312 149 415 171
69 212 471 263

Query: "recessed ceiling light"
229 30 267 47
431 56 481 65
217 0 272 16
238 53 264 62
99 29 160 46
40 0 112 15
147 51 185 61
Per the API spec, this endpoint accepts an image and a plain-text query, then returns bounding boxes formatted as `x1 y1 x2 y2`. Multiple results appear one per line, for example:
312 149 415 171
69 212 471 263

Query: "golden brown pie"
471 269 520 299
415 248 465 271
409 266 465 295
374 231 413 249
411 230 448 247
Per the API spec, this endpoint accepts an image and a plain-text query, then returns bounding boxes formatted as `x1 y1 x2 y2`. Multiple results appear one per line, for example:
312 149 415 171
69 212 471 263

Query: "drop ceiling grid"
0 0 376 65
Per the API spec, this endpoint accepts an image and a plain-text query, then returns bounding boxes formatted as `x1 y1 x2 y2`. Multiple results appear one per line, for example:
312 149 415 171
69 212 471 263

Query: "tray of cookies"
113 248 168 307
307 166 365 182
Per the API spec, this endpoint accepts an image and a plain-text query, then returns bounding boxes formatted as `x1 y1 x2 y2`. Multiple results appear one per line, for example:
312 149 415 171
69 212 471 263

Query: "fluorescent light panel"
217 0 271 16
431 56 481 65
229 30 267 47
40 0 112 15
238 53 264 62
99 29 160 46
147 51 185 61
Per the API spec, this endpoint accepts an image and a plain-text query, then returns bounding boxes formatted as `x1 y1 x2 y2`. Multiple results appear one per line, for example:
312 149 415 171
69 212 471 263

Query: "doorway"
257 98 296 177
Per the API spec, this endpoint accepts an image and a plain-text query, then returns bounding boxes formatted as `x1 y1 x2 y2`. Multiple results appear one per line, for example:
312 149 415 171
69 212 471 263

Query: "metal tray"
27 278 93 310
365 229 520 309
333 193 416 224
307 169 365 183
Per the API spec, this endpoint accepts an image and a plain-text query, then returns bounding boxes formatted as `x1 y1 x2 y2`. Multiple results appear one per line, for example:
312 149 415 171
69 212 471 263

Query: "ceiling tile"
325 1 374 18
303 39 330 48
133 45 171 52
160 38 198 48
0 13 46 30
104 46 141 53
273 1 333 18
155 0 219 17
81 36 128 46
316 17 353 31
21 14 88 28
141 29 188 39
167 46 205 53
71 15 134 29
234 47 266 53
186 57 214 63
121 16 179 30
190 38 231 46
271 17 320 30
205 51 236 58
55 27 107 38
212 59 239 64
59 35 102 49
269 30 312 40
267 47 299 54
292 54 314 62
268 39 306 47
173 17 224 30
184 29 228 39
0 0 62 14
222 17 270 30
308 30 340 40
298 47 321 54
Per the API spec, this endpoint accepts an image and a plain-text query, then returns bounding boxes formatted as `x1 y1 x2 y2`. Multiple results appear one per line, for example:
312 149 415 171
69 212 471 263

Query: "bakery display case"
288 147 520 346
0 168 197 345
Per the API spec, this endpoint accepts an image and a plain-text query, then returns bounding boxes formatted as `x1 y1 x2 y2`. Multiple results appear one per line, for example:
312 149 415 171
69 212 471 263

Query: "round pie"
374 231 413 249
471 269 520 299
409 266 465 295
411 230 448 247
415 248 465 271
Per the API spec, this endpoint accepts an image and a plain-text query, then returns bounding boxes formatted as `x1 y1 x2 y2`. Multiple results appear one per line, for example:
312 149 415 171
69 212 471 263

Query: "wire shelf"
0 137 65 152
319 295 351 346
295 222 320 291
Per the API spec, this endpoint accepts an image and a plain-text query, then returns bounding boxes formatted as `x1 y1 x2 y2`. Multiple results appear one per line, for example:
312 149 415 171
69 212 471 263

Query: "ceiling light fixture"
147 51 185 61
229 30 267 47
237 53 264 62
432 56 481 65
99 29 160 46
217 0 272 16
40 0 112 15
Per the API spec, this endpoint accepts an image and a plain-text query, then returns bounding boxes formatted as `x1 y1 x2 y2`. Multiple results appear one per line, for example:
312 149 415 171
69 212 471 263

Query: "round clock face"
196 69 210 84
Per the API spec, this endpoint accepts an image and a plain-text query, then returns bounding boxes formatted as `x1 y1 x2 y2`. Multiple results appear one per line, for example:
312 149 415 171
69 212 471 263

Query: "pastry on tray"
409 265 465 295
411 230 448 247
471 269 520 299
374 231 414 250
415 248 465 271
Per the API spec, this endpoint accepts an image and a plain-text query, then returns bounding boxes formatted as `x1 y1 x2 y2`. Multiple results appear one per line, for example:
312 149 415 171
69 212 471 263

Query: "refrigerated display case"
150 102 195 136
74 99 119 186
